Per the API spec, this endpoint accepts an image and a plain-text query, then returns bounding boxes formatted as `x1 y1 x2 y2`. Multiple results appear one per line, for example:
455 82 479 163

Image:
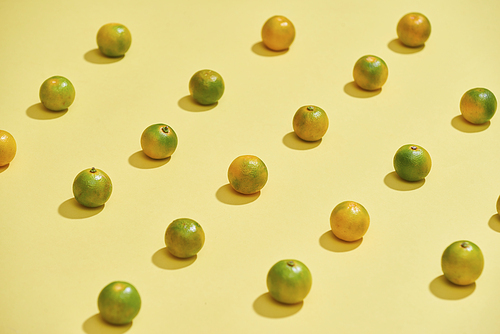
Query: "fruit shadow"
282 132 321 150
0 164 10 173
251 42 288 57
216 184 260 205
151 247 196 270
451 115 490 133
58 198 104 219
84 48 124 64
178 95 217 112
319 230 362 252
128 150 170 169
384 171 425 191
387 38 425 54
82 313 132 334
429 275 475 300
253 292 302 318
488 214 500 233
26 102 67 120
343 81 381 98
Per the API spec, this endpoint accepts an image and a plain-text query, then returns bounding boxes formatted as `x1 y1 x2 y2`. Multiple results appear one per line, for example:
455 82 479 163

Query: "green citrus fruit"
98 281 141 325
39 76 75 111
140 124 178 159
227 155 268 195
261 15 296 51
393 144 431 182
292 105 329 141
72 167 113 207
353 55 389 91
96 23 132 57
0 130 16 167
165 218 205 258
189 69 225 105
441 240 484 286
460 87 497 125
397 12 431 47
330 201 370 242
267 259 312 304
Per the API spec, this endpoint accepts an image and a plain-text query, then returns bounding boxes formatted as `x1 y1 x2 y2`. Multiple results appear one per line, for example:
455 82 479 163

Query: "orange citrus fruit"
267 259 312 304
393 144 431 182
397 12 431 47
96 23 132 57
261 15 296 51
292 105 329 141
227 155 268 195
330 201 370 242
165 218 205 258
189 69 225 105
72 167 113 207
353 55 388 91
459 87 497 125
441 240 484 286
496 195 500 215
98 281 141 325
39 76 75 111
140 123 178 159
0 130 17 166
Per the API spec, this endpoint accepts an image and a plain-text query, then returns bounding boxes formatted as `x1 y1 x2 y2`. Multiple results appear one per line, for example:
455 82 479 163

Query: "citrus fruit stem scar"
90 167 96 173
307 106 314 111
161 126 169 133
287 261 295 267
410 146 417 150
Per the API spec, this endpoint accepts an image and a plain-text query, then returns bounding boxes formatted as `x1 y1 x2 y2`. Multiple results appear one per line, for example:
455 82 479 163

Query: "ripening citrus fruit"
189 69 225 105
140 123 178 159
98 281 141 325
96 23 132 57
292 105 329 141
72 167 113 207
261 15 296 51
0 130 17 167
393 144 431 182
441 240 484 286
39 76 75 111
459 88 497 125
267 259 312 304
353 55 389 91
165 218 205 258
227 155 268 195
496 195 500 215
330 201 370 242
397 12 431 47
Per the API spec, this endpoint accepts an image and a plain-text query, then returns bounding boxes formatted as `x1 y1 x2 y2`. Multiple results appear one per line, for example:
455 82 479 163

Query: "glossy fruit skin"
0 130 16 166
165 218 205 258
140 124 178 159
39 76 75 111
96 23 132 57
330 201 370 242
441 241 484 285
293 105 329 141
267 259 312 304
189 69 225 105
227 155 268 194
393 144 431 182
353 55 388 91
397 12 431 47
72 167 112 207
460 88 497 124
98 281 141 325
261 15 296 51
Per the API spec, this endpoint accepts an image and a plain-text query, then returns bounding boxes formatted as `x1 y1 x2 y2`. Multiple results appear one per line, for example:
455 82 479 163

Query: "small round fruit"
98 281 141 325
261 15 296 51
96 23 132 57
397 12 431 47
292 105 329 141
441 240 484 286
393 144 432 182
460 88 497 125
330 201 370 242
353 55 389 91
140 124 178 159
165 218 205 258
0 130 17 167
39 76 75 111
72 167 113 207
189 69 225 105
267 259 312 304
496 195 500 215
227 155 268 195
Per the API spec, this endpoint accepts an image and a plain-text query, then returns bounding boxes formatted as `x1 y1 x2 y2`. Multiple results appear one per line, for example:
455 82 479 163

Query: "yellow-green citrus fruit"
397 12 431 47
393 144 431 182
267 259 312 304
96 23 132 57
459 88 497 125
330 201 370 242
227 155 268 194
189 69 225 105
165 218 205 258
72 167 112 207
353 55 389 91
140 123 178 159
441 240 484 286
39 76 75 111
292 105 329 141
261 15 296 51
98 281 141 325
0 130 17 167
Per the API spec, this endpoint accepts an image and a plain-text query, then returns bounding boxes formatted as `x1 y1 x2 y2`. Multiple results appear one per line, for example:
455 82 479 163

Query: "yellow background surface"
1 0 500 333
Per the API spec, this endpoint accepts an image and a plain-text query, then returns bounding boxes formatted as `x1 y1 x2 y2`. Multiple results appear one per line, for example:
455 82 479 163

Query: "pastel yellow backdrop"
1 0 499 333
